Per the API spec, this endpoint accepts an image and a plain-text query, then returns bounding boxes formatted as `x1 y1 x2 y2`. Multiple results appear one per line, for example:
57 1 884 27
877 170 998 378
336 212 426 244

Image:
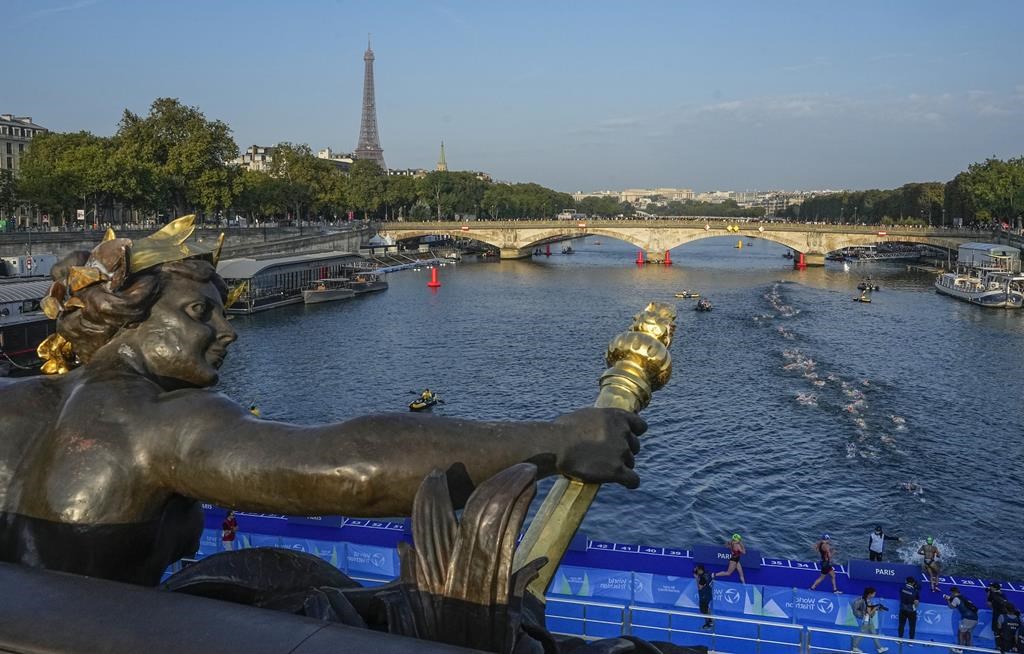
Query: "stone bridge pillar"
499 247 532 260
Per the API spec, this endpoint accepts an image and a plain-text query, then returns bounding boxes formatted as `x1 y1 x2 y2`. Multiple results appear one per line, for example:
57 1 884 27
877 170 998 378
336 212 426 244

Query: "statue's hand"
553 408 646 488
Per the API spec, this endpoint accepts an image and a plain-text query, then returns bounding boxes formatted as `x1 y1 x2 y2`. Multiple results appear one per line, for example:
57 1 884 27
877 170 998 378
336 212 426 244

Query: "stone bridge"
378 219 977 265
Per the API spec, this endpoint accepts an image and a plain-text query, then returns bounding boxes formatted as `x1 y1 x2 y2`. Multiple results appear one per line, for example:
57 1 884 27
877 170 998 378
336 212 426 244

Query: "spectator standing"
694 564 714 629
221 510 238 551
918 537 940 591
944 586 978 652
898 576 920 640
868 525 901 561
989 583 1010 639
714 534 747 584
851 587 889 653
810 533 841 593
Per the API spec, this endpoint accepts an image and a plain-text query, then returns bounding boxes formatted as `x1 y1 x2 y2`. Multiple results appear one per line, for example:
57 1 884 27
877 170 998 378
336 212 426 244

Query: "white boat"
934 269 1024 308
302 278 357 305
933 242 1024 309
347 272 389 294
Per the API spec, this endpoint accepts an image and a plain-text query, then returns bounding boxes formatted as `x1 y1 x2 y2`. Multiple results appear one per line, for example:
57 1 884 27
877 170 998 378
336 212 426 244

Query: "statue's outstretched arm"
153 391 643 517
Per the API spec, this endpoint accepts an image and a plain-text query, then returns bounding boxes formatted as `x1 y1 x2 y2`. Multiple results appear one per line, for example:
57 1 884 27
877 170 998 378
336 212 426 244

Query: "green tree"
0 169 18 225
116 97 238 219
347 160 387 219
384 175 418 219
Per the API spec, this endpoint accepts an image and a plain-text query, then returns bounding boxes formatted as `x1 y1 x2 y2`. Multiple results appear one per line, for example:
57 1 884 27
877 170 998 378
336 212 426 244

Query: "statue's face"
129 275 237 388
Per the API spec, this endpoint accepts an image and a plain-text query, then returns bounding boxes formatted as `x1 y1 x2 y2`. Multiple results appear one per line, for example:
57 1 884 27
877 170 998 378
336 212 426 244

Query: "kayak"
853 296 872 303
409 397 438 411
674 291 700 299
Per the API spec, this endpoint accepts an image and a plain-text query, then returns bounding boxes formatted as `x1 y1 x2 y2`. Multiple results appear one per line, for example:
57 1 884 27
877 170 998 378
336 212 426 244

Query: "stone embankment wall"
0 226 373 261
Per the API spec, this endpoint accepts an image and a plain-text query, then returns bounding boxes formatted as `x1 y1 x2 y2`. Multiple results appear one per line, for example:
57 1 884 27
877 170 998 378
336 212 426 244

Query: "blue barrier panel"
631 625 671 642
632 574 696 608
712 581 763 618
847 558 919 584
788 588 850 627
238 533 282 549
345 542 398 578
913 601 956 638
761 585 793 620
691 544 762 570
583 605 625 640
760 624 802 654
548 565 632 603
545 598 585 637
279 537 346 568
197 528 222 557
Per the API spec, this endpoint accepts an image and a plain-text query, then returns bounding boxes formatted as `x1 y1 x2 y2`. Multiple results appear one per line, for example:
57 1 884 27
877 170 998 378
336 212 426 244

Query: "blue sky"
5 0 1023 192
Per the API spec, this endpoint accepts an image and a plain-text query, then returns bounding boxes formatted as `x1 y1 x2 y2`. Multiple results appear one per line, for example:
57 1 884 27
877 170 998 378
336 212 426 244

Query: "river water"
217 236 1024 580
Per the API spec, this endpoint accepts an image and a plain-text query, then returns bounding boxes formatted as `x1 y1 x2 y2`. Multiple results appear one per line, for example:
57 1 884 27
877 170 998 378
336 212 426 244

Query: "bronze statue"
0 216 645 587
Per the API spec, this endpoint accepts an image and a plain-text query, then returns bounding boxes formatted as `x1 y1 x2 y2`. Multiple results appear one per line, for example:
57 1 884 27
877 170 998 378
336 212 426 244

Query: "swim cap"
822 533 831 540
926 536 933 544
874 525 882 533
732 533 742 541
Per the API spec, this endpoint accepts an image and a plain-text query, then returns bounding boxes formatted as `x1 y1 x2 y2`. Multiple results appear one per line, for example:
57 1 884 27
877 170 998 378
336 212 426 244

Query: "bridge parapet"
377 220 979 262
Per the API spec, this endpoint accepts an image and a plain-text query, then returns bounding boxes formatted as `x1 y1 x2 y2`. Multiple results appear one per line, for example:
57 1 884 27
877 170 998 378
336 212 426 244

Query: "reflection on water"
217 236 1024 579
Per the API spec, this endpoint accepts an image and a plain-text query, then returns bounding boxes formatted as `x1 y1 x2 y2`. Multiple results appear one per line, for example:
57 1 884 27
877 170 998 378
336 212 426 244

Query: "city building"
229 145 275 173
0 114 46 174
573 188 694 204
317 148 353 173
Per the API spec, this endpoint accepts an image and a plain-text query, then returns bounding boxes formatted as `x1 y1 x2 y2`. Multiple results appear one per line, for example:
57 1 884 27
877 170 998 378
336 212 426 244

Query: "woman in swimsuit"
918 537 941 591
810 533 841 593
714 533 747 584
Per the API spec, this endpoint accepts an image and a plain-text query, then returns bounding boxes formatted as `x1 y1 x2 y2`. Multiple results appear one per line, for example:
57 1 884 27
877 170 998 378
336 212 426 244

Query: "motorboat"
853 294 872 303
562 246 575 255
302 278 357 305
695 298 713 312
857 282 881 292
347 272 389 294
674 291 700 299
782 252 795 260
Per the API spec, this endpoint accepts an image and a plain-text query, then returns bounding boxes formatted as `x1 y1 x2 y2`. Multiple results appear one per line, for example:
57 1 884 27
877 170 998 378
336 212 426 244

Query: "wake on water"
760 283 910 461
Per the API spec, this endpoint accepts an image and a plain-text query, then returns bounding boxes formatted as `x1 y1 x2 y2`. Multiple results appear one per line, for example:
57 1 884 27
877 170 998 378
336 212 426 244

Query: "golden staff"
513 302 677 600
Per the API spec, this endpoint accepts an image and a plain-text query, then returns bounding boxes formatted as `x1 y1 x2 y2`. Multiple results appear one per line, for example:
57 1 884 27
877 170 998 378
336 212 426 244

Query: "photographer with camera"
851 587 890 653
944 586 978 653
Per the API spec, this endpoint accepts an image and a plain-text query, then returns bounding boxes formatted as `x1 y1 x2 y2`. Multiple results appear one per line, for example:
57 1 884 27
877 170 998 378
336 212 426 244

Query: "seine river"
217 236 1024 580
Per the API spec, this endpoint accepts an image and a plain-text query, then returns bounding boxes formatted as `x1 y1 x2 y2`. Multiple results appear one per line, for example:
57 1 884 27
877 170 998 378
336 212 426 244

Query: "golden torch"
513 302 677 600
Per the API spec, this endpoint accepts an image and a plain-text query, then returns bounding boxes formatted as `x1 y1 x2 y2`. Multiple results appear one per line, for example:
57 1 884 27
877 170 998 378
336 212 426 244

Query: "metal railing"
806 625 998 654
630 606 804 654
545 596 630 639
545 601 1002 654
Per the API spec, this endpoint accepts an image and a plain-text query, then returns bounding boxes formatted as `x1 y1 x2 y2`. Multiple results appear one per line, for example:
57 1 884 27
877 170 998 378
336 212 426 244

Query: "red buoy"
795 252 806 270
663 249 672 265
636 249 645 265
427 267 441 288
545 244 552 257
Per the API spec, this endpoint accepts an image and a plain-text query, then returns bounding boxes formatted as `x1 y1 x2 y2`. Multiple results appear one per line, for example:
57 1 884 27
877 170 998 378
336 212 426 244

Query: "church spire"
436 140 448 172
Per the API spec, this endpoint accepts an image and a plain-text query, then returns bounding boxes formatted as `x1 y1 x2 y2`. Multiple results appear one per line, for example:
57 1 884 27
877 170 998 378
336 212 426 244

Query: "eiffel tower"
354 36 386 170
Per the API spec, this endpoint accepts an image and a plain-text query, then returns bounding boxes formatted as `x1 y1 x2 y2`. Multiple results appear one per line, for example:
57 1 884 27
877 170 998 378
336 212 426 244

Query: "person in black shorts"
694 564 714 629
899 576 920 640
810 533 841 593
